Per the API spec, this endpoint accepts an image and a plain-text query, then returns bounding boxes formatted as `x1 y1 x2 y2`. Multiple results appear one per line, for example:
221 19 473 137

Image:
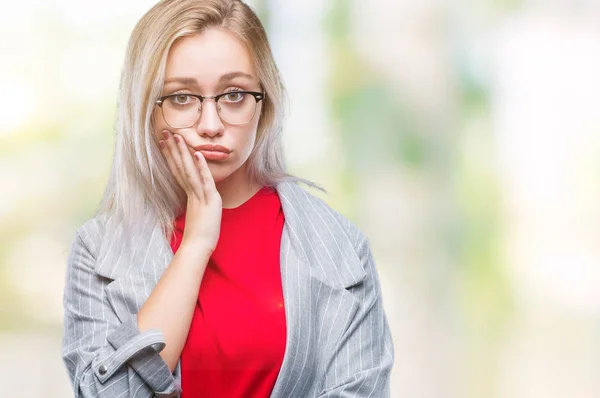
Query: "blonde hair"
97 0 321 241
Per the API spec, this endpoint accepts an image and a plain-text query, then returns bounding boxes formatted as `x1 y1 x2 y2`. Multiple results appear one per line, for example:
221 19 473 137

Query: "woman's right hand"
159 129 222 254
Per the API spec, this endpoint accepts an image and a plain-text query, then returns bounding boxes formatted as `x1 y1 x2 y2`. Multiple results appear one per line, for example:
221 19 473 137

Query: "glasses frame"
155 90 265 128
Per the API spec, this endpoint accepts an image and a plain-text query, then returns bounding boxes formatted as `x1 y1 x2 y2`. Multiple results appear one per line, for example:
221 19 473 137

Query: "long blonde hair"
97 0 321 241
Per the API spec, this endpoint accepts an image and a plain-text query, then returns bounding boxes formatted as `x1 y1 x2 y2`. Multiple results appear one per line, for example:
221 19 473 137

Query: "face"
153 28 262 185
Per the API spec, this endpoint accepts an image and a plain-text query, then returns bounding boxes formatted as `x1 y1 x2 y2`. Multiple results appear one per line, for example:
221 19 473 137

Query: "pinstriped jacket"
62 181 394 397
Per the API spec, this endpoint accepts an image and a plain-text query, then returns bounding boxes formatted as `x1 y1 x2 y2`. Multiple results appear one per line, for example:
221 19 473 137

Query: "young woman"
61 0 394 397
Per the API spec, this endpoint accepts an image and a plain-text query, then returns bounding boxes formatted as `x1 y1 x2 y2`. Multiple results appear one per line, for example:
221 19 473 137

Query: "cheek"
247 115 261 149
240 128 258 158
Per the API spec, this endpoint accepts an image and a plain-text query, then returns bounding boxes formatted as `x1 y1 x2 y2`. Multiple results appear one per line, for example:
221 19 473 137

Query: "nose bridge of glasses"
197 96 223 128
198 95 220 113
202 94 218 101
198 94 222 105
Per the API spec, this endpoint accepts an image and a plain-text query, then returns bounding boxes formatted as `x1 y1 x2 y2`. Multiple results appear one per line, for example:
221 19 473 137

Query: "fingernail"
173 135 180 143
162 130 169 139
159 140 165 149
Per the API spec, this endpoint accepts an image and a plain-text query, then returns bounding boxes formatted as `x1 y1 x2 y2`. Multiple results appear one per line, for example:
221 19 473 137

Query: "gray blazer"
62 181 394 397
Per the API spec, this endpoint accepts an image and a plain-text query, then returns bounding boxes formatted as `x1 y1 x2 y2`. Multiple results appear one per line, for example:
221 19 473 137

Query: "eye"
170 94 192 105
222 91 245 103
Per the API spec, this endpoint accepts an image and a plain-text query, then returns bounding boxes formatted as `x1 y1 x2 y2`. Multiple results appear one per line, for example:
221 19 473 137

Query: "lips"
192 144 232 161
193 144 232 153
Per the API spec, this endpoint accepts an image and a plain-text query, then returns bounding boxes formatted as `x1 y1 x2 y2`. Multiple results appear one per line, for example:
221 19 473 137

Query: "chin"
211 175 231 184
208 170 230 183
207 165 239 184
207 155 250 183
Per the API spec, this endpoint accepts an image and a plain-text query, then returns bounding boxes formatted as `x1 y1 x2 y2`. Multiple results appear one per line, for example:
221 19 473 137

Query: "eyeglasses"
155 91 265 128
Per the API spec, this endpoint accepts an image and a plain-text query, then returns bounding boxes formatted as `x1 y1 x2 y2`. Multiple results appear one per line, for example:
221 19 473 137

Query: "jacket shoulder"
277 181 367 252
74 214 111 256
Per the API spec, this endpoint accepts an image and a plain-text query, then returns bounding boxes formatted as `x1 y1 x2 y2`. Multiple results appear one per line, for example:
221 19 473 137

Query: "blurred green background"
1 1 600 397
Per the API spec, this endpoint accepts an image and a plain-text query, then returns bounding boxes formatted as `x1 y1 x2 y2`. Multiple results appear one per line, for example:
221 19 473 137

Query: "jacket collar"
275 181 365 288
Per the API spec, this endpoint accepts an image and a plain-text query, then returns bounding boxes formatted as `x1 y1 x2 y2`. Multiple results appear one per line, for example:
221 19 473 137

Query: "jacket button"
98 365 108 375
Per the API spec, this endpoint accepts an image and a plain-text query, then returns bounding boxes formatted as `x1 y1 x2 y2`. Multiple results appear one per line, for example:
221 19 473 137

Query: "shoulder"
72 213 112 257
276 181 369 253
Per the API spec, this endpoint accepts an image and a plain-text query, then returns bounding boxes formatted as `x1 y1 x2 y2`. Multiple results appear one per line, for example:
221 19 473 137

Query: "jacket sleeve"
318 234 395 397
62 228 181 397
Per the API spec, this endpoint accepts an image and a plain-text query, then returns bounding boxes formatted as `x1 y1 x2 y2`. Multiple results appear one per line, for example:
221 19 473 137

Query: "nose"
196 99 224 137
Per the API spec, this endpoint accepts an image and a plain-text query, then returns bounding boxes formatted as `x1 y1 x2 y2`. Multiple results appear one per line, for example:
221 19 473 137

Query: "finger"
193 150 217 197
161 131 188 190
161 139 186 190
174 134 206 202
167 132 190 191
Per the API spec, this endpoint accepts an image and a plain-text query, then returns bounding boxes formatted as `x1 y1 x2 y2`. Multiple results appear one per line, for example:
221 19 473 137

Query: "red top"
169 186 287 398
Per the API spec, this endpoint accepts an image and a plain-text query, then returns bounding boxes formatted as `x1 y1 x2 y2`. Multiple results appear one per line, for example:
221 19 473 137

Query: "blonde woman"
61 0 394 397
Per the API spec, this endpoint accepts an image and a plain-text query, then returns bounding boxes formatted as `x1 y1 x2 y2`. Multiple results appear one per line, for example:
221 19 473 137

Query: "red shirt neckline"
174 186 273 225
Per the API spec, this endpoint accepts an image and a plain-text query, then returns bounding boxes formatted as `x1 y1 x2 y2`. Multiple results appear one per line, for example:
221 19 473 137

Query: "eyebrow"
164 72 255 85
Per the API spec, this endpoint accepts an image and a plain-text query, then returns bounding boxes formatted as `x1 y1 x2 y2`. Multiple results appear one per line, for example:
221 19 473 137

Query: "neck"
215 163 263 209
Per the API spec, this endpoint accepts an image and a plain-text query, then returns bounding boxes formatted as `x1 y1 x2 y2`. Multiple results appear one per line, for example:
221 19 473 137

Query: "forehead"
165 29 256 86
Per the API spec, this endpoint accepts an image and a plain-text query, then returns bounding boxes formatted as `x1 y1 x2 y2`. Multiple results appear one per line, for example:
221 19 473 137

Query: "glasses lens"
217 92 257 125
162 95 201 128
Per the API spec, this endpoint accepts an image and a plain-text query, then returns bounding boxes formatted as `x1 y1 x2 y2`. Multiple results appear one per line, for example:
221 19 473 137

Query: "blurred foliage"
325 0 425 171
